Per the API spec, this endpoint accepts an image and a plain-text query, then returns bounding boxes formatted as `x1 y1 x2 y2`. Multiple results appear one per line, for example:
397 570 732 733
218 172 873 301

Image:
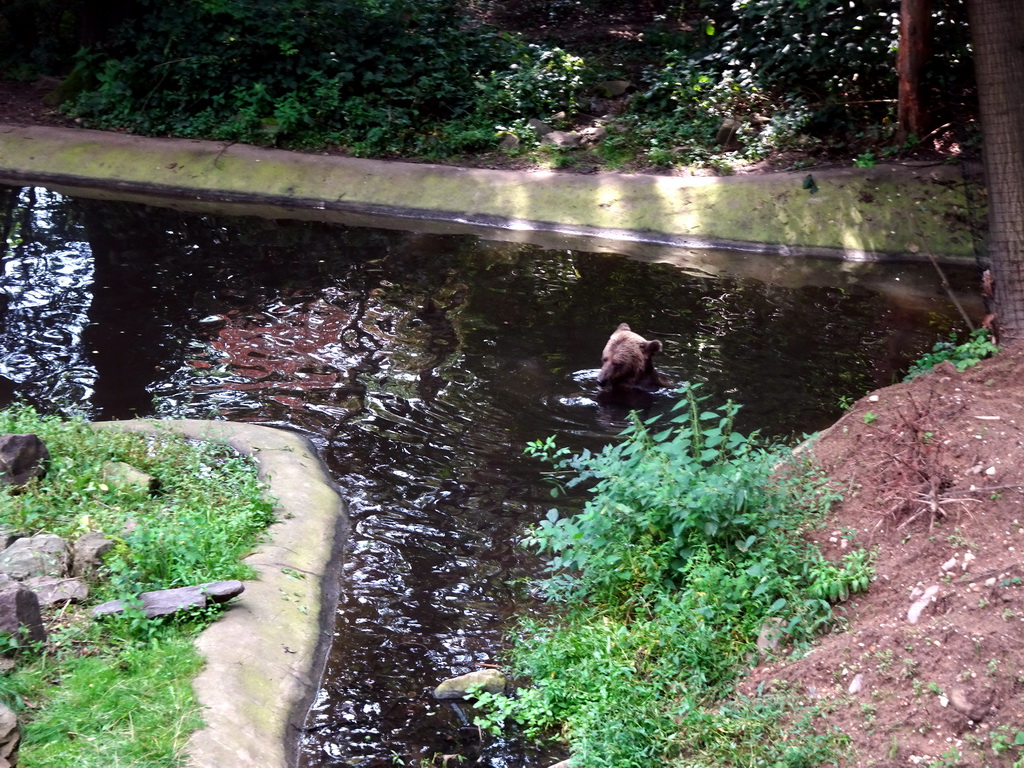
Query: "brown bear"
597 323 671 391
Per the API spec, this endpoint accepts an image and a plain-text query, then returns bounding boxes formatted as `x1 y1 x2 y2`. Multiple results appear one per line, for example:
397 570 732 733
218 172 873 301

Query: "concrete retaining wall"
0 124 985 263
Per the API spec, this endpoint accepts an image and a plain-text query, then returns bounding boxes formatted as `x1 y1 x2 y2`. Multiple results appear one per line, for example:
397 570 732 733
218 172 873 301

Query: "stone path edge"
0 123 985 264
92 418 347 768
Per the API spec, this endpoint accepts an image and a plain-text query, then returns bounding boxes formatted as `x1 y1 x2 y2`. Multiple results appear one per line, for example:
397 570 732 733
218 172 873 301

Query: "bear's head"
597 323 670 391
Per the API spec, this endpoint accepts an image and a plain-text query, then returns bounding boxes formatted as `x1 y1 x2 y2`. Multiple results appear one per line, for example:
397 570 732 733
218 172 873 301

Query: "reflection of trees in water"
0 188 482 421
0 185 965 434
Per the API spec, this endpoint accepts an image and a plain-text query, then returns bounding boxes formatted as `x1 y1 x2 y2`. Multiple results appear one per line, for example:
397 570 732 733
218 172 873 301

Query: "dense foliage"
61 0 588 156
472 387 872 767
1 0 976 166
903 327 999 380
614 0 973 167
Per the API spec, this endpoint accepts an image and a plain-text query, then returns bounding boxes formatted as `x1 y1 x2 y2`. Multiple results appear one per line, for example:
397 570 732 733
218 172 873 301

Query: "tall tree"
897 0 932 143
968 0 1024 344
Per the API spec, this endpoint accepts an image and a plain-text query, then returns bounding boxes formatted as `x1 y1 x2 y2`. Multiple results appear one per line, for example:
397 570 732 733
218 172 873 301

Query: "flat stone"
102 461 158 494
527 118 553 136
93 580 244 619
541 131 583 148
756 617 786 654
24 575 89 606
0 702 18 767
0 529 19 552
0 534 70 581
948 684 995 721
848 672 866 694
596 80 631 97
72 532 115 579
433 669 507 700
907 585 940 624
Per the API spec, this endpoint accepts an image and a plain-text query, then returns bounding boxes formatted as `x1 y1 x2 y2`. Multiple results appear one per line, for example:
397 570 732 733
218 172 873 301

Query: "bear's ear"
616 323 631 332
644 339 663 356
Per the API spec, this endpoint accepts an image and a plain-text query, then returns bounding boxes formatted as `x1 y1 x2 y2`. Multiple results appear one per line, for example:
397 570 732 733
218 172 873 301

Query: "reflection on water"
0 184 979 766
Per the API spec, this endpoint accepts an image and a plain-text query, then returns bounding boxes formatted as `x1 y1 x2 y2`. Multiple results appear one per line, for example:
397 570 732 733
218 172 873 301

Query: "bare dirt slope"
742 347 1024 767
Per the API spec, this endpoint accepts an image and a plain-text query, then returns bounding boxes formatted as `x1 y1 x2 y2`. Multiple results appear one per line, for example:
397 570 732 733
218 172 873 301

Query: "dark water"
0 184 980 766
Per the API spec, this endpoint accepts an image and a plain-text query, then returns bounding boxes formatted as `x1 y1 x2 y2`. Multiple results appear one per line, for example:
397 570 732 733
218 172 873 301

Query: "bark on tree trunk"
897 0 932 143
968 0 1024 345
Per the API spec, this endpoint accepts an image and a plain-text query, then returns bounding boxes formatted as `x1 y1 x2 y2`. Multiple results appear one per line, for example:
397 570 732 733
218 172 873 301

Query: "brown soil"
3 76 1022 767
740 347 1024 767
0 77 78 129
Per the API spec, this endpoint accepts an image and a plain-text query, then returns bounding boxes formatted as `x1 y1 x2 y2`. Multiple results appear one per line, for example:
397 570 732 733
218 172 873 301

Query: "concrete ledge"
93 419 346 768
0 123 984 263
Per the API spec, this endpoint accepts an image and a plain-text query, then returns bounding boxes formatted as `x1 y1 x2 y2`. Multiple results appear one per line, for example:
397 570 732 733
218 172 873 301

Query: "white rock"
848 673 866 694
907 585 940 624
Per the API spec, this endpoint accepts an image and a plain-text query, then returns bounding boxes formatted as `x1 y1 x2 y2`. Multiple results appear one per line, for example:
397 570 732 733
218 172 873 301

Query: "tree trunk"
897 0 932 143
968 0 1024 345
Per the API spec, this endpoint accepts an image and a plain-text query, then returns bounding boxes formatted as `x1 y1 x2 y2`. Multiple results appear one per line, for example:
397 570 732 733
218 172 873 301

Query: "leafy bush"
903 327 999 381
475 386 870 767
622 0 973 165
65 0 591 156
523 387 857 611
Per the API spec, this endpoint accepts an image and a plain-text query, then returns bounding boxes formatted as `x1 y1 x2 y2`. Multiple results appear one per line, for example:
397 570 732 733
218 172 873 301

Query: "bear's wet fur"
597 323 671 392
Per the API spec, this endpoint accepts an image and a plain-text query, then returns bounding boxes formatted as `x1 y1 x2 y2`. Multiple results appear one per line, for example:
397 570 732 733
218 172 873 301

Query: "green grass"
0 405 275 767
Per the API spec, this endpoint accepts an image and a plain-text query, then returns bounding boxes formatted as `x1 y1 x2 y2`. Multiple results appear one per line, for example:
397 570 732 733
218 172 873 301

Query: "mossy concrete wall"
0 124 985 263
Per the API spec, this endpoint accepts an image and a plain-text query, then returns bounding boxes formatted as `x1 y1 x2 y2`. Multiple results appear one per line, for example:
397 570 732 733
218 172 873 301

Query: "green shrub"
903 327 999 381
476 385 869 767
65 0 591 156
622 0 972 165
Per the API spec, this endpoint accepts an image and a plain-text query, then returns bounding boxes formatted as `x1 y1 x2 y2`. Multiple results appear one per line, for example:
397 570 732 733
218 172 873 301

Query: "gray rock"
581 125 608 144
72 532 115 579
498 133 520 151
24 576 89 606
102 461 157 494
0 534 70 581
0 702 18 768
0 528 20 552
0 434 49 487
541 131 583 148
756 617 786 654
93 580 245 619
527 118 554 137
848 672 866 694
0 582 46 646
433 669 508 701
596 80 632 97
948 684 995 721
716 117 741 149
907 585 940 624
